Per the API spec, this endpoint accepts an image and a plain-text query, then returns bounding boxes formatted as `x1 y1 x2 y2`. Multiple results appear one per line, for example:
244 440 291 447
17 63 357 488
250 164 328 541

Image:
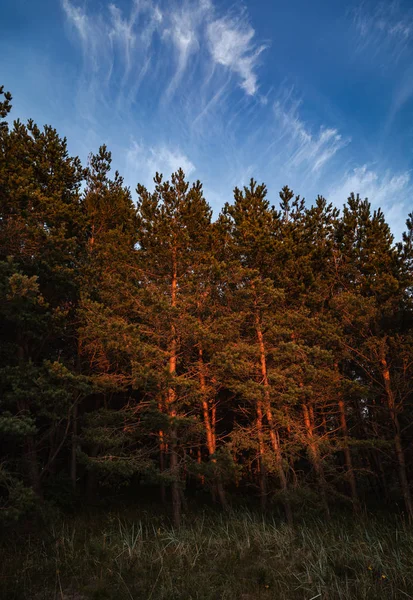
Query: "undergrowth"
1 509 413 599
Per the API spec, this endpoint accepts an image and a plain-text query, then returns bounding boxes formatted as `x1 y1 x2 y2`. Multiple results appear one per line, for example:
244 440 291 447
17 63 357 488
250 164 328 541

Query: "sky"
1 0 413 238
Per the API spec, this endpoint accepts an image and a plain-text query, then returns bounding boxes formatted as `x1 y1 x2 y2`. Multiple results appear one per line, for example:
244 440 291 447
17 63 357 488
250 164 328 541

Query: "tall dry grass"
1 509 412 599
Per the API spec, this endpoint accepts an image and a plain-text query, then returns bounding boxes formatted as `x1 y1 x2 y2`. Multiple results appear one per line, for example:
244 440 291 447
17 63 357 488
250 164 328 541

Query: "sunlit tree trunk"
255 314 292 523
198 345 227 509
302 402 330 518
167 252 181 528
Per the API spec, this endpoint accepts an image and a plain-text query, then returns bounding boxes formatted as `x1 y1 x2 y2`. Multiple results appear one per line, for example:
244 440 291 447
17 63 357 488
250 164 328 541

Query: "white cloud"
126 140 195 187
352 2 413 63
62 0 89 42
62 0 162 79
61 0 166 120
329 165 410 205
271 93 349 177
62 0 266 106
58 0 411 240
207 14 267 95
163 1 212 98
152 146 196 177
350 2 413 128
328 165 411 237
108 4 137 75
62 0 106 74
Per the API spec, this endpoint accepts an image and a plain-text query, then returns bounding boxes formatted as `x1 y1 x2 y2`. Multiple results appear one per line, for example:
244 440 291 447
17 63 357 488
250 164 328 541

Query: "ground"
1 509 412 599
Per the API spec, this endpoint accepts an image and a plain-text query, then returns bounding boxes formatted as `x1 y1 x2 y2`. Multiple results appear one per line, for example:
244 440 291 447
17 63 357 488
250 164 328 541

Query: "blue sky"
1 0 413 237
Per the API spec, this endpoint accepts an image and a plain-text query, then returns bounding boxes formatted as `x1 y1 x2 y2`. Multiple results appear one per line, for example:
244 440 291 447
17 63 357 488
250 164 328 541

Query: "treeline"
1 85 413 527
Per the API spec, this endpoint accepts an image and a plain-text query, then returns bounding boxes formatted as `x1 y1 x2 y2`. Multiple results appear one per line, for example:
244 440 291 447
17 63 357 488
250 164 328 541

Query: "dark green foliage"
1 84 413 532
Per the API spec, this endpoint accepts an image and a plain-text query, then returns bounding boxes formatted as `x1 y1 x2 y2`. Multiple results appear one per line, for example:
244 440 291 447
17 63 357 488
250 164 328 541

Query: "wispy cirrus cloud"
61 0 267 107
188 87 352 210
163 0 212 98
328 165 412 234
352 1 413 63
60 0 270 195
108 3 137 76
62 0 163 114
269 91 350 181
62 0 89 43
59 0 409 239
351 2 413 130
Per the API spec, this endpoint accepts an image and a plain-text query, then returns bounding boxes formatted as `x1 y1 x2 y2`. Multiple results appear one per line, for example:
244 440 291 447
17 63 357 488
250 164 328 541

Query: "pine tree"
0 89 88 504
274 189 341 517
333 194 413 519
135 169 213 526
3 80 413 524
77 146 144 499
219 180 294 521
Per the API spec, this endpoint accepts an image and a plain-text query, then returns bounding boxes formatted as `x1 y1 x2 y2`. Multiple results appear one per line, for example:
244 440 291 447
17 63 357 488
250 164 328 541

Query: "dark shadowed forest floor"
1 508 413 600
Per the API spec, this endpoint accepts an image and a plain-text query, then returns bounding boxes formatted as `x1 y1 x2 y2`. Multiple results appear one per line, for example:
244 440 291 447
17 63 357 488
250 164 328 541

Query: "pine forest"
2 86 413 599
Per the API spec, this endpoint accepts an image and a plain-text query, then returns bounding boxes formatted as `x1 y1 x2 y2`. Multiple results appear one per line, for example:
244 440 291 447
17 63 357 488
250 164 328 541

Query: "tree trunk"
302 402 330 518
70 401 78 491
255 314 292 524
169 414 181 528
86 444 99 504
17 343 42 498
167 252 181 528
159 426 167 505
26 436 42 499
157 397 167 504
198 345 227 509
199 347 216 456
380 344 413 521
256 399 267 510
338 398 360 512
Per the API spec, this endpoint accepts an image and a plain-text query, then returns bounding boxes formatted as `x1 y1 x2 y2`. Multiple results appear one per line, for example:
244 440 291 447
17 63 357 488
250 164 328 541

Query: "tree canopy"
1 86 413 526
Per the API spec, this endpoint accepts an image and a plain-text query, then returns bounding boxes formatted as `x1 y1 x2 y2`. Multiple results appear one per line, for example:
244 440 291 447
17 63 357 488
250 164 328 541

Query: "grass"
1 509 413 599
